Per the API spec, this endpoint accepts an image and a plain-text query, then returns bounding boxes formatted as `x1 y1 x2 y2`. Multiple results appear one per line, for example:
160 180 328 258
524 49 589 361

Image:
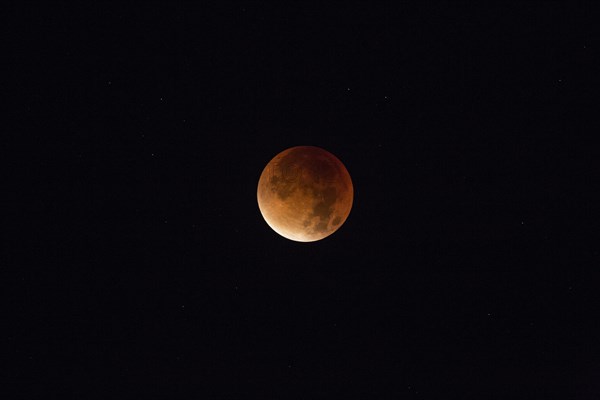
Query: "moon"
257 146 353 242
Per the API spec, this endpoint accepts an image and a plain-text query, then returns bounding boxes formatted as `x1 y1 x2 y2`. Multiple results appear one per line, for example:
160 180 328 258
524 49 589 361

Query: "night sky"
9 3 599 399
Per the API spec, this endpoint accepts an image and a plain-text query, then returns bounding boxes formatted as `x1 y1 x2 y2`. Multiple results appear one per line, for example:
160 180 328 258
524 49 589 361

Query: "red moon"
257 146 353 242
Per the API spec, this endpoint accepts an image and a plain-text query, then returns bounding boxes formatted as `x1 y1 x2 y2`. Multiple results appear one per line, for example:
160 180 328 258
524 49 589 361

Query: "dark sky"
9 3 599 399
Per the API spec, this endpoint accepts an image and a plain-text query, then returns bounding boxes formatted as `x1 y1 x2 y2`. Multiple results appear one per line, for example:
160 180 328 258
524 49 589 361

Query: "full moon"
257 146 353 242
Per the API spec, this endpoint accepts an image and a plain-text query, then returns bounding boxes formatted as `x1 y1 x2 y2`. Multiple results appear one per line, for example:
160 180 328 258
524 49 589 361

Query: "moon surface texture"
257 146 353 242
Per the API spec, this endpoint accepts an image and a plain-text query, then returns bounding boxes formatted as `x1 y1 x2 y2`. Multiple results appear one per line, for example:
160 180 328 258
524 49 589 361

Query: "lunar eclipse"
257 146 353 242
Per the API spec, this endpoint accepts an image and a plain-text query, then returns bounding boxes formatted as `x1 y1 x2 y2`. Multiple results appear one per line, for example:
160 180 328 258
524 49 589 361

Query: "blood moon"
257 146 353 242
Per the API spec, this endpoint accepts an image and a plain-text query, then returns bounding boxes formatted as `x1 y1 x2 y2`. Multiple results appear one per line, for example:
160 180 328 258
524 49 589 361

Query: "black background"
7 3 599 399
